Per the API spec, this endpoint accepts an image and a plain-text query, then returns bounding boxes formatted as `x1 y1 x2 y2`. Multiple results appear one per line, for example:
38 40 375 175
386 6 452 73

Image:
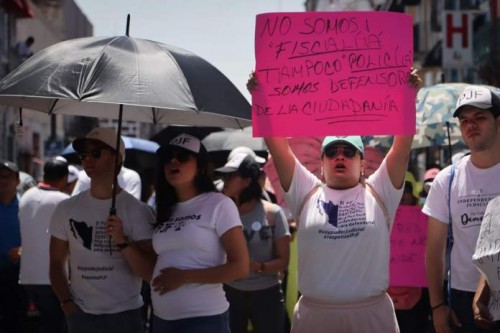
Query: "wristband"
116 240 130 250
431 302 445 311
60 299 73 307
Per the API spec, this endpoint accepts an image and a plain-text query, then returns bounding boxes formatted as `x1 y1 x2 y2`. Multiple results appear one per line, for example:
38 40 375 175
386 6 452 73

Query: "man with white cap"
424 85 500 333
49 128 155 333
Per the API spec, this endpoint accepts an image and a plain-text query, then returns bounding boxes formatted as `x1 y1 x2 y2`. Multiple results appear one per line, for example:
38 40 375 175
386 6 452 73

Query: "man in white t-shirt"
424 85 500 333
19 157 70 333
49 128 155 333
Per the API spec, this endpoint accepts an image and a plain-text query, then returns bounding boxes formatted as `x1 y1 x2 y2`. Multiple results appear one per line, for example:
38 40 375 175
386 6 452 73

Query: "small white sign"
473 197 500 320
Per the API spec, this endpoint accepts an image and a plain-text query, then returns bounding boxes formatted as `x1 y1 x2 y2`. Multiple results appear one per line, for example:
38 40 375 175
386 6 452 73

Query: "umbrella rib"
152 107 158 124
48 99 59 115
79 36 123 95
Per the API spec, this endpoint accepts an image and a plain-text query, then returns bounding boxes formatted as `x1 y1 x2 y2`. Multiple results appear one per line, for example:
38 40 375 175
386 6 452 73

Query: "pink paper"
389 206 428 287
253 12 415 137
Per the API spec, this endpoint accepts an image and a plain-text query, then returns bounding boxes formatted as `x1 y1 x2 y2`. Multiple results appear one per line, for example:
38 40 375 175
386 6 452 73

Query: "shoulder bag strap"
297 185 321 223
447 163 456 308
364 182 391 231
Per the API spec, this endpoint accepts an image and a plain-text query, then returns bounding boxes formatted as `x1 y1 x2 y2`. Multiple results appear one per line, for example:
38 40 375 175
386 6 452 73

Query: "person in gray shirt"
216 152 290 333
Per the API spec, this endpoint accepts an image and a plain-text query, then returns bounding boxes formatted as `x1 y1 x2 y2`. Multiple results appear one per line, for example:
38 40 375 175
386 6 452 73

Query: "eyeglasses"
324 146 357 159
162 150 192 164
78 149 103 160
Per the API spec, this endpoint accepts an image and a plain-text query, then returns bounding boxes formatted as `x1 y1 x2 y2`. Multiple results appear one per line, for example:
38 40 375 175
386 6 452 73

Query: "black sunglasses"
324 146 357 159
162 149 192 164
78 149 104 160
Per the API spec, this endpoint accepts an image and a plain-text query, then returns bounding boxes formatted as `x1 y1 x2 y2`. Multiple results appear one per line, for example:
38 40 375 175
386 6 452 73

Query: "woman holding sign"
249 69 422 332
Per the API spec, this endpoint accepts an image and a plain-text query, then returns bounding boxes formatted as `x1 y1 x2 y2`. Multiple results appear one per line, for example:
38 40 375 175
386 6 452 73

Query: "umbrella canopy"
202 126 267 168
363 83 500 151
202 126 266 152
0 33 251 214
414 83 500 148
0 35 251 128
61 135 159 172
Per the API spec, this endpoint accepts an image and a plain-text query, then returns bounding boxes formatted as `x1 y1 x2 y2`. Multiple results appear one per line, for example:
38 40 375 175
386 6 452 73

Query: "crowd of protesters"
1 80 500 333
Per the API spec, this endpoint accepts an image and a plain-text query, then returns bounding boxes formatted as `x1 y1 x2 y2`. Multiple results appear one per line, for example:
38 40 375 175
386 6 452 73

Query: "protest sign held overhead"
252 12 415 137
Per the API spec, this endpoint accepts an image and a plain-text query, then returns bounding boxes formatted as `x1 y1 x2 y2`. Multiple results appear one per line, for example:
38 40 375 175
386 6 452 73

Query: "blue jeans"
66 307 142 333
151 311 230 333
24 284 66 333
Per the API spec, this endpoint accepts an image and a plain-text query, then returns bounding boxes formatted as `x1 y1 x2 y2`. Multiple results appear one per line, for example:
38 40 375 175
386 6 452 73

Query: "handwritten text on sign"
252 12 415 137
473 197 500 320
389 206 428 287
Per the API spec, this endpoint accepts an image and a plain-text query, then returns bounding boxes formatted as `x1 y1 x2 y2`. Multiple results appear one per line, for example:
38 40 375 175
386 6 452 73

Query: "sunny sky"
73 0 305 101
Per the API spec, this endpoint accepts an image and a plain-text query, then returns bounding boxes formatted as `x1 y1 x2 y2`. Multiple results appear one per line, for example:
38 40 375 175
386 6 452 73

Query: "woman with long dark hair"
150 133 249 333
216 152 290 333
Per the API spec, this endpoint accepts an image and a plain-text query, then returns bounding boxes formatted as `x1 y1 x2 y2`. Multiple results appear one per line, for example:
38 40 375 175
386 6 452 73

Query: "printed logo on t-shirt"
157 214 201 233
456 193 498 228
69 218 116 253
243 222 274 241
70 218 93 250
321 200 339 227
316 198 373 241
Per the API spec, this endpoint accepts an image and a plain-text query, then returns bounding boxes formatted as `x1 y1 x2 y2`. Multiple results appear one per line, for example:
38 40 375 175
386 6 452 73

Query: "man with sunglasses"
49 128 155 333
260 71 421 332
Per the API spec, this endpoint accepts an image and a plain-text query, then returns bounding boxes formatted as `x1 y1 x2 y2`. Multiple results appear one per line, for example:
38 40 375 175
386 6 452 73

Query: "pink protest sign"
389 206 428 287
253 12 415 137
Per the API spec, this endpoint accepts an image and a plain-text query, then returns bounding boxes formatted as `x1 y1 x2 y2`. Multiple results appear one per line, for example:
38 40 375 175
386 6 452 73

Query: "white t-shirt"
284 158 402 303
151 192 241 320
423 156 500 292
19 186 69 285
72 167 142 200
49 190 154 314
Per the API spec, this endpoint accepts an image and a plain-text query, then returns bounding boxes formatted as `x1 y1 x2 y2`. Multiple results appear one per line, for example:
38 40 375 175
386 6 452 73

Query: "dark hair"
238 172 262 205
154 147 215 229
44 158 68 181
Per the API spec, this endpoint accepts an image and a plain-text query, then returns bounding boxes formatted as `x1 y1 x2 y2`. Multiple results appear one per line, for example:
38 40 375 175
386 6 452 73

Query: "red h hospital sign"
442 11 473 69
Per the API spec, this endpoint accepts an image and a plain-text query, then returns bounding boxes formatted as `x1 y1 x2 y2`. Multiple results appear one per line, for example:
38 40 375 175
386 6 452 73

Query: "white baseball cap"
67 165 80 183
73 128 126 161
454 86 500 117
228 146 266 164
215 152 261 179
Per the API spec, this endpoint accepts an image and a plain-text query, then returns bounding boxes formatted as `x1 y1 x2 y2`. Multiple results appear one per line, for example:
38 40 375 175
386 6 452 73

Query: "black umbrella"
0 16 251 213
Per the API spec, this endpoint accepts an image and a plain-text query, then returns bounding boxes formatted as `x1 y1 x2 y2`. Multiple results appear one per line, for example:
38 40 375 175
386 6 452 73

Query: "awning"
2 0 34 18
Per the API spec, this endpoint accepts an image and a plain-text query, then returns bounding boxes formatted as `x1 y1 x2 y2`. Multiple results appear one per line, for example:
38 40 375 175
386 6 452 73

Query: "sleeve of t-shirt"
49 201 69 241
283 158 322 219
272 204 291 240
121 169 142 200
367 158 404 223
126 200 155 242
213 195 242 237
422 165 451 224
